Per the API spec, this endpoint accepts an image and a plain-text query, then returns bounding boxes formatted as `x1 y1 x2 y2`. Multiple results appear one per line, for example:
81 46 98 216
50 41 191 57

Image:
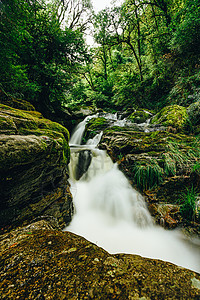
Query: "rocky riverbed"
0 219 200 299
0 94 200 299
82 105 200 234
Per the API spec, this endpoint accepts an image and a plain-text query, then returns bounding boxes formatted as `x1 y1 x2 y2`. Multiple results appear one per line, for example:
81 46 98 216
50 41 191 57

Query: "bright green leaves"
0 0 90 114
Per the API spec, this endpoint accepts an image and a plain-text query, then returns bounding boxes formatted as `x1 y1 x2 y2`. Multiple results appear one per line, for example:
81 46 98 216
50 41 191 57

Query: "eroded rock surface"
0 220 199 299
0 104 73 229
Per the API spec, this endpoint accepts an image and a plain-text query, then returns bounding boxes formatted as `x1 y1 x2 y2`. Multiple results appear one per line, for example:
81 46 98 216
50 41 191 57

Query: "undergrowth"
133 137 200 191
133 159 163 190
178 186 199 222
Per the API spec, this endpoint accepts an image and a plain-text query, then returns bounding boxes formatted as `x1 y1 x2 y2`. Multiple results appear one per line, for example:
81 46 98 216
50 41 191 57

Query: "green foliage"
171 0 200 56
86 90 111 109
133 138 200 191
179 186 198 221
133 159 164 191
192 162 200 175
163 153 176 176
0 0 89 115
163 138 200 176
0 0 200 112
167 71 200 107
117 153 124 161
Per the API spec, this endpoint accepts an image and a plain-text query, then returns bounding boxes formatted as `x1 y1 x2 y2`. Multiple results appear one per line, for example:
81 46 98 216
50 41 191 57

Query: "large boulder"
99 127 200 231
0 104 73 229
0 220 199 299
151 105 188 131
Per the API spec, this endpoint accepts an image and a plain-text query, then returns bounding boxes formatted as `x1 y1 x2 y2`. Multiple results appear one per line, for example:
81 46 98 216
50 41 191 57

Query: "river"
65 115 200 273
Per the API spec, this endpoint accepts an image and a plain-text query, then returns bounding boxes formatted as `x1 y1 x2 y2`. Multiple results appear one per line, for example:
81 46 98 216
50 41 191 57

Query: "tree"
171 0 200 57
0 0 90 116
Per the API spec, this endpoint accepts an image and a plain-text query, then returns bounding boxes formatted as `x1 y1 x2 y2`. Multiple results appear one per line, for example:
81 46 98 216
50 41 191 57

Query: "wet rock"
83 117 110 141
128 109 152 124
0 104 72 230
0 221 199 299
76 150 92 180
149 203 181 228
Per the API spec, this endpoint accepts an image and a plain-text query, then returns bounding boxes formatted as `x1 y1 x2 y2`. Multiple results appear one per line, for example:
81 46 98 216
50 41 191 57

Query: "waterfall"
69 115 97 145
65 115 200 273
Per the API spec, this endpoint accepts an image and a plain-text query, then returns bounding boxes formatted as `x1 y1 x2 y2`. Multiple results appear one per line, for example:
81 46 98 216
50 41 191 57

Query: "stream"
65 114 200 273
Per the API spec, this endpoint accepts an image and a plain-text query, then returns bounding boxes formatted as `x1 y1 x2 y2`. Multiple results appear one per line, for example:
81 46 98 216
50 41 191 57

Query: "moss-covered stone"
0 89 36 111
0 104 70 163
187 101 200 131
128 109 152 124
0 104 72 229
0 220 199 299
151 105 188 131
83 117 110 141
101 126 193 157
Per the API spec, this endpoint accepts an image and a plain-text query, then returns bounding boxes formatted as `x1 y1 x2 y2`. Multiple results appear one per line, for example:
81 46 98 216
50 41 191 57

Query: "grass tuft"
179 186 199 222
133 159 163 191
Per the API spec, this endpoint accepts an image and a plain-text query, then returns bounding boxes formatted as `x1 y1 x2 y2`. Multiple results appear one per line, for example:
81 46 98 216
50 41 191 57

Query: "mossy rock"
128 110 152 124
151 105 188 131
187 100 200 126
0 104 72 228
83 117 110 141
0 89 36 111
0 104 70 162
101 126 194 157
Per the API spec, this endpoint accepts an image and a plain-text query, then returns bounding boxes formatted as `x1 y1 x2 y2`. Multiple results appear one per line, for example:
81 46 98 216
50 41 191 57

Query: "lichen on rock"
0 220 199 299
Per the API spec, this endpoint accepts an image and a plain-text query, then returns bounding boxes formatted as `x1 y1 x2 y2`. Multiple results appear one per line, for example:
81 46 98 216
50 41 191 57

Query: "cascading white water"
69 114 97 145
65 116 200 273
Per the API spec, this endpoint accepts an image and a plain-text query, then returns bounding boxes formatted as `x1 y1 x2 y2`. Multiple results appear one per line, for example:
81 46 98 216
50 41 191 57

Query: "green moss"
128 110 151 124
0 104 69 139
86 117 108 130
0 104 70 166
152 105 188 131
0 114 16 131
84 117 109 141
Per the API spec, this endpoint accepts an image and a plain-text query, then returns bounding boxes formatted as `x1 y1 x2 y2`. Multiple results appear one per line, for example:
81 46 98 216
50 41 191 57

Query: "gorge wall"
0 99 73 230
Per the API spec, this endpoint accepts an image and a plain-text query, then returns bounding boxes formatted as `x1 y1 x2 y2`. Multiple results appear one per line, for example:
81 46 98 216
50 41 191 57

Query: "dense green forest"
0 0 200 116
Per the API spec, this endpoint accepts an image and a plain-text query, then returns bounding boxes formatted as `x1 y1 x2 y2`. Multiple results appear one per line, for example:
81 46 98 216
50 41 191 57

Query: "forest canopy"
0 0 199 115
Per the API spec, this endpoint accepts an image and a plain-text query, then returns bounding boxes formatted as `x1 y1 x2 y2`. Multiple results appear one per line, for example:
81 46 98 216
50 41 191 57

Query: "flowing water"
65 115 200 273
